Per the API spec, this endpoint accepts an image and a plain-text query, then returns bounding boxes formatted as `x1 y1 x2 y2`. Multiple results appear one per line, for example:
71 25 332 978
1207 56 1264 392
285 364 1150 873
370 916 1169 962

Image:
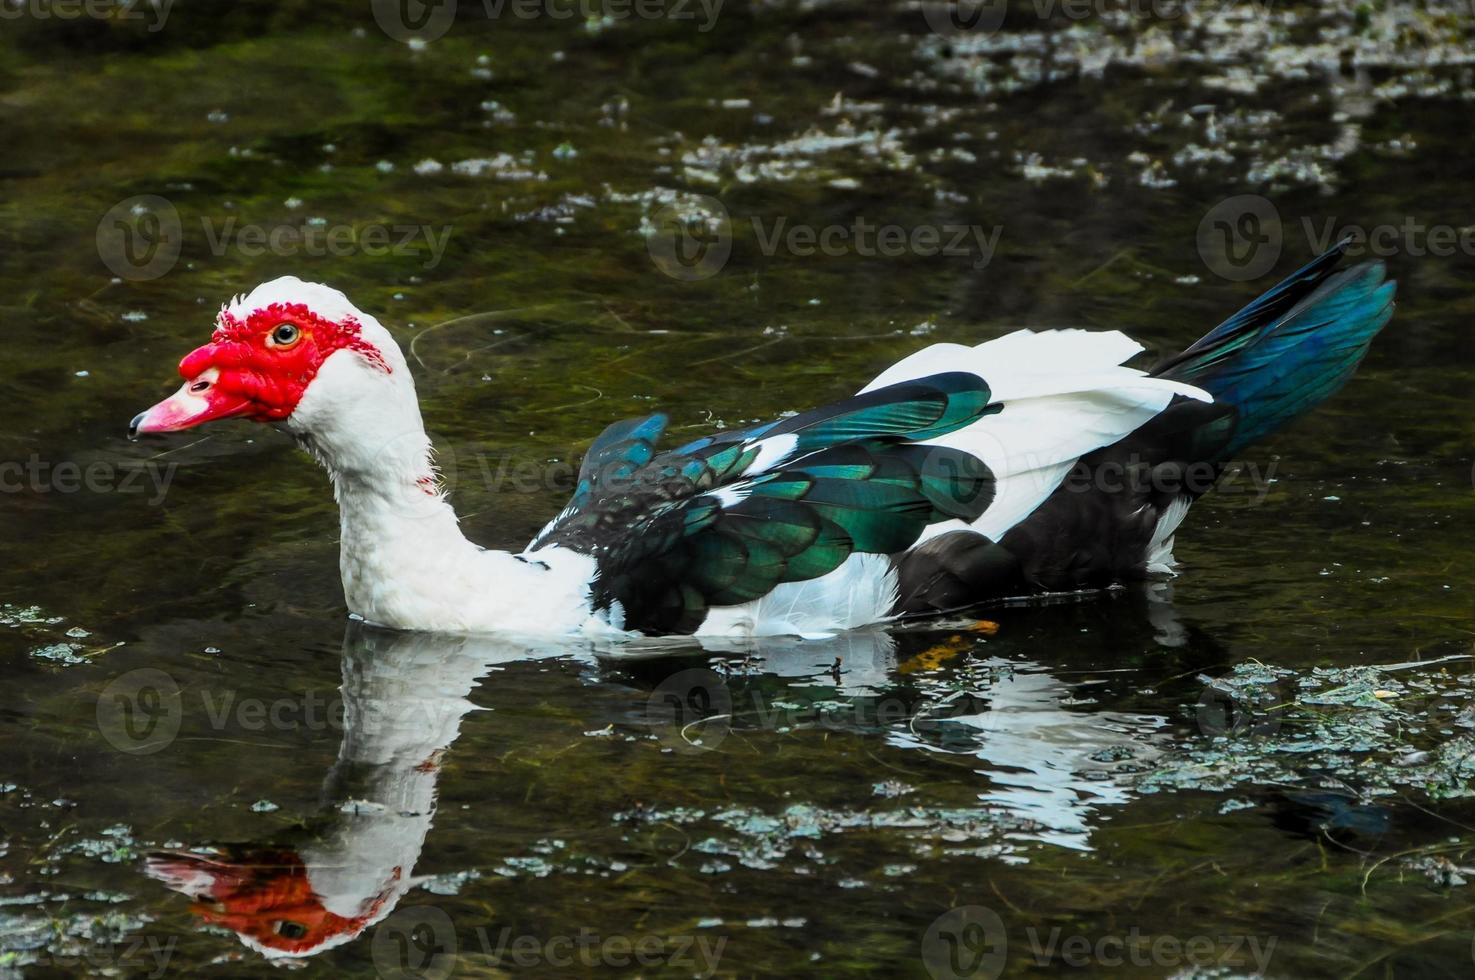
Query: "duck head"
144 846 403 959
129 278 428 477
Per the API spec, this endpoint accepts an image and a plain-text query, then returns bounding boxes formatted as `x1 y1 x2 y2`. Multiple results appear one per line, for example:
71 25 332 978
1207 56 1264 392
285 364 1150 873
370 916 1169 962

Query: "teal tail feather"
1154 239 1396 458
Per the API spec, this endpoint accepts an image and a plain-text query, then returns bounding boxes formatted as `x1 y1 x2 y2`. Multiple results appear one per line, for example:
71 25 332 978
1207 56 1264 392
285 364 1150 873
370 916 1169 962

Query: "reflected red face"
130 302 390 436
145 848 398 956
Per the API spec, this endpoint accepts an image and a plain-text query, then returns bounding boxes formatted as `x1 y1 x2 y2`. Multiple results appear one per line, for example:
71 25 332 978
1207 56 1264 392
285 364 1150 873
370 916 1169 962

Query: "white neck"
287 351 598 634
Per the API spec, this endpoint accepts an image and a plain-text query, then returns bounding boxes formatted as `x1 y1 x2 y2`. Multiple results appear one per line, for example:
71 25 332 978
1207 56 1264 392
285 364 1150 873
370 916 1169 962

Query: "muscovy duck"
130 241 1394 637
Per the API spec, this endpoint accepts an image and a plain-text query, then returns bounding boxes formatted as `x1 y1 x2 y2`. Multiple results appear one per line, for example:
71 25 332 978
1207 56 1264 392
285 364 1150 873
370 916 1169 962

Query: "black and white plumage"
530 372 1001 633
524 242 1394 636
133 243 1395 637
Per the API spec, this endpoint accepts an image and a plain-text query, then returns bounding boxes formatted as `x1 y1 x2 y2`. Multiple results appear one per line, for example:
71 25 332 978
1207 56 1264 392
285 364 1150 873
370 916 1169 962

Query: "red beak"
129 367 254 438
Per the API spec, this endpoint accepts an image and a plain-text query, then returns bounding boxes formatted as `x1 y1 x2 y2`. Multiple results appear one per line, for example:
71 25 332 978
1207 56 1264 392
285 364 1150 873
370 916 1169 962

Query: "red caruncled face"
145 848 398 956
131 302 390 436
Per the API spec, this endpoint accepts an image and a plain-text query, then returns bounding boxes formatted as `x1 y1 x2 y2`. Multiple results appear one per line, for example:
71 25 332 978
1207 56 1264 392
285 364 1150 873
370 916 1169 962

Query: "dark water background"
1 1 1473 976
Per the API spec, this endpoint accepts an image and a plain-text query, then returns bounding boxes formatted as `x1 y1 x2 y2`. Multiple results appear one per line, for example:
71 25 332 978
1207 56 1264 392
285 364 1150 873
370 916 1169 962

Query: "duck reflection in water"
144 624 565 959
143 590 1209 960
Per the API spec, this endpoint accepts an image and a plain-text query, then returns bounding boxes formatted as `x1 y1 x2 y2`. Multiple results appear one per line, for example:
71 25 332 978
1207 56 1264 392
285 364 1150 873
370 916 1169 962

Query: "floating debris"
418 869 482 895
30 644 86 666
451 154 546 181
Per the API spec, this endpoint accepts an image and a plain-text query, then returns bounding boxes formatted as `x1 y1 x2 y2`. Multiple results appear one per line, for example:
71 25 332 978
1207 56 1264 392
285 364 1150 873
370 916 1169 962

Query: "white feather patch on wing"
862 329 1211 542
696 553 899 637
742 432 800 475
709 485 752 508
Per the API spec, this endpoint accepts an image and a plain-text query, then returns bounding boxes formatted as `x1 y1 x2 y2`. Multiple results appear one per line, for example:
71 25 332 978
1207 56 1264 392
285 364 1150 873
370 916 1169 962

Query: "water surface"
2 1 1473 976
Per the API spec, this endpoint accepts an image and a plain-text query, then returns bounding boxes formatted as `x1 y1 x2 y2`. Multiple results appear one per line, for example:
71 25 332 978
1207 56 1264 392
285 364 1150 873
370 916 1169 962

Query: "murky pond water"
2 1 1474 976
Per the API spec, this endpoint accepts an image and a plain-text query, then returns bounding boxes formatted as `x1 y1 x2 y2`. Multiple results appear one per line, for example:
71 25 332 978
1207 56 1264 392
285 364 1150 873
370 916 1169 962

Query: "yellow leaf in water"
896 636 967 674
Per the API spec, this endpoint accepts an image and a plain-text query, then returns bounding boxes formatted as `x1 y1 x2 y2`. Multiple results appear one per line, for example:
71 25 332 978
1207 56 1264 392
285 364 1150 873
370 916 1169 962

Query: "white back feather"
862 329 1210 542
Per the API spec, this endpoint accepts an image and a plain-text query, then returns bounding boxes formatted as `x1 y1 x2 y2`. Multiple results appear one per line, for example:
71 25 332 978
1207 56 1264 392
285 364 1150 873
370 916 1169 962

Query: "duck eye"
268 323 300 348
272 920 308 939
